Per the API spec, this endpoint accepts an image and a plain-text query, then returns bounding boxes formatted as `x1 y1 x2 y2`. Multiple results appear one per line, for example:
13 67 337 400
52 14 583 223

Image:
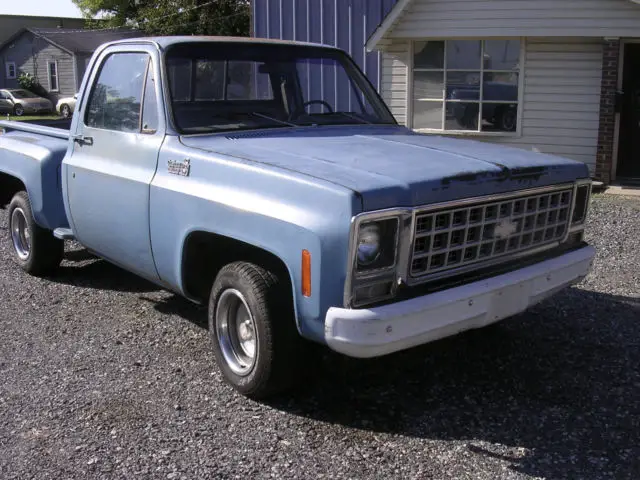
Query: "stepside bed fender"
0 127 70 230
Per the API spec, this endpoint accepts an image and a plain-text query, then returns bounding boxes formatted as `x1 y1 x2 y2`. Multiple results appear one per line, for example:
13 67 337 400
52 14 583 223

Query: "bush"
17 72 48 98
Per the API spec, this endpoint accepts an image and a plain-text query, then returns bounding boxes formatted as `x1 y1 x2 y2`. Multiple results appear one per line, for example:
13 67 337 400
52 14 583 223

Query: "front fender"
149 138 359 343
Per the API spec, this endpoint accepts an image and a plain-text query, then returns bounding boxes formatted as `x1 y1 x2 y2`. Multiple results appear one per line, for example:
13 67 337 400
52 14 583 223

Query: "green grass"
2 114 63 122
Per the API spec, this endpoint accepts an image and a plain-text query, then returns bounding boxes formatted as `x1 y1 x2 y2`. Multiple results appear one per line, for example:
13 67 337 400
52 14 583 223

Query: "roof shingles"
28 28 142 54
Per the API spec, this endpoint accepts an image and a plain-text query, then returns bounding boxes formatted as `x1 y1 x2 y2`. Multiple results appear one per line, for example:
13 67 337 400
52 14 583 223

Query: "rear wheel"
7 191 63 276
208 261 306 399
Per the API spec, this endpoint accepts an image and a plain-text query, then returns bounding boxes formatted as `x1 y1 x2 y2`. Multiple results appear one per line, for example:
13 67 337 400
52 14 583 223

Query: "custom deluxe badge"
168 158 191 177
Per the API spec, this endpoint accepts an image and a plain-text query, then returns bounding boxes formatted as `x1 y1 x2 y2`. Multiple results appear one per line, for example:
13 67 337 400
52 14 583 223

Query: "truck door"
64 45 163 280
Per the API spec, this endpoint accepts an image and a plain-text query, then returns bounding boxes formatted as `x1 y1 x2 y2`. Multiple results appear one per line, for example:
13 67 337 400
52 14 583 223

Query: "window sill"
413 128 521 138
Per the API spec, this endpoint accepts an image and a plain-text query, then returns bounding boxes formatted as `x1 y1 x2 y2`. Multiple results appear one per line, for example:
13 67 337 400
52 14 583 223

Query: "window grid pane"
413 99 444 130
412 39 520 133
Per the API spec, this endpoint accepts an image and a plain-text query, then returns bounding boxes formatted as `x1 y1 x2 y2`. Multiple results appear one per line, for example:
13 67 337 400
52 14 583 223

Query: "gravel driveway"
0 194 638 480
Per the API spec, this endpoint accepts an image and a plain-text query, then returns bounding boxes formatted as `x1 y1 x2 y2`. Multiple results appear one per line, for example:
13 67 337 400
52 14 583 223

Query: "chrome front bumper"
325 245 595 358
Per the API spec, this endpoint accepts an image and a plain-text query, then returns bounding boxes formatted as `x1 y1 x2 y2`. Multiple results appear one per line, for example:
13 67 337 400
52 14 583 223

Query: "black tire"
460 104 479 130
7 191 63 276
208 261 305 399
12 104 24 116
60 104 71 118
498 106 517 132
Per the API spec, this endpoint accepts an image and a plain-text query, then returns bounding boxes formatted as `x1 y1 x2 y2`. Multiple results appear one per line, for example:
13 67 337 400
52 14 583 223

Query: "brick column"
595 39 621 184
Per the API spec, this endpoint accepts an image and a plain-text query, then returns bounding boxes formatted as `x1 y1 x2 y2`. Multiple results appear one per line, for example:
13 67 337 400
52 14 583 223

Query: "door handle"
72 134 93 146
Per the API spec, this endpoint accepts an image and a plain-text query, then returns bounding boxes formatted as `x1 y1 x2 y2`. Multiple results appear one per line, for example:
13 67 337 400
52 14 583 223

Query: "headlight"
357 223 381 266
346 210 408 308
356 218 399 272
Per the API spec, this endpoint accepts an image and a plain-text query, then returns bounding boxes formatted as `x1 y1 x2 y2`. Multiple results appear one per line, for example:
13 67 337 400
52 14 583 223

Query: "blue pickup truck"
0 36 595 398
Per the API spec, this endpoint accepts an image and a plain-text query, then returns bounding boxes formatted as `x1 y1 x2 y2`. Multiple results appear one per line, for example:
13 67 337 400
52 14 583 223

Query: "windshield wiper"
250 112 298 127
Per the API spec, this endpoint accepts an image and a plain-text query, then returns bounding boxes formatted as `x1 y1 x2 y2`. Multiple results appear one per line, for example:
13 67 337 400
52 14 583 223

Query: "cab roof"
106 35 341 51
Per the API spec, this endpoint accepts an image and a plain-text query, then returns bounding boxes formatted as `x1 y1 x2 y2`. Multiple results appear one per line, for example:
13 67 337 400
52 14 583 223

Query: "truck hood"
180 125 589 211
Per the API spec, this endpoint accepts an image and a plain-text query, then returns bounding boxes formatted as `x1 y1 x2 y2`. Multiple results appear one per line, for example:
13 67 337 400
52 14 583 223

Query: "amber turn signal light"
302 249 311 297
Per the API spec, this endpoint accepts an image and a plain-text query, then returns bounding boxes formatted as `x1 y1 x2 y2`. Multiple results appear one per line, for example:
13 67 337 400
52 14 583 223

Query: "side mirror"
73 94 78 99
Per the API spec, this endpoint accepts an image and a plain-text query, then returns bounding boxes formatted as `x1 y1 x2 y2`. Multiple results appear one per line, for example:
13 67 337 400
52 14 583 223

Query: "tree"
73 0 250 37
17 73 48 98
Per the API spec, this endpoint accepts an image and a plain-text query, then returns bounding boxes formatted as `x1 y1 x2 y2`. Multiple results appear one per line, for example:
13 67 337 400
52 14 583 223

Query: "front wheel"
7 191 63 276
12 104 24 116
208 261 306 399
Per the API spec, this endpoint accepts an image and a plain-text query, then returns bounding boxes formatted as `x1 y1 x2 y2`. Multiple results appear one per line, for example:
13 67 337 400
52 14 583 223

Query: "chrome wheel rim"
62 106 70 118
14 105 24 116
10 207 31 260
215 289 257 376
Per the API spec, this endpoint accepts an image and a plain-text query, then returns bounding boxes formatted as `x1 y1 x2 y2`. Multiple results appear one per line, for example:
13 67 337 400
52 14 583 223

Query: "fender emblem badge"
168 158 190 177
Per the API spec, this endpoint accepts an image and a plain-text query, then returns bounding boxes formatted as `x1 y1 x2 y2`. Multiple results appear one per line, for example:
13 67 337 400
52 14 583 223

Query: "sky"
0 0 84 18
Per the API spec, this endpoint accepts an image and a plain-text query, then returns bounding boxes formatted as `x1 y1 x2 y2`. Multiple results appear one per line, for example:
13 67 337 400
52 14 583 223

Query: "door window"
85 52 150 133
141 62 158 133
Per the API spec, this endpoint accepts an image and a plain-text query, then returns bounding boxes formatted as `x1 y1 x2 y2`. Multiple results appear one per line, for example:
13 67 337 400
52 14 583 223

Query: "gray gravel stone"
0 194 638 479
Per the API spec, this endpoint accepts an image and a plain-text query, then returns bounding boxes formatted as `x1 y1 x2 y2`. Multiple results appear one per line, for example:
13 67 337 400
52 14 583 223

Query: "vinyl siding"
490 38 602 174
380 39 410 125
0 31 76 101
390 0 640 39
75 53 93 91
379 37 602 173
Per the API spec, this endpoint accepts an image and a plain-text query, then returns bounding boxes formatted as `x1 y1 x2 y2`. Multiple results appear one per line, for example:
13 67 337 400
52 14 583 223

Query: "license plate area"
490 282 531 321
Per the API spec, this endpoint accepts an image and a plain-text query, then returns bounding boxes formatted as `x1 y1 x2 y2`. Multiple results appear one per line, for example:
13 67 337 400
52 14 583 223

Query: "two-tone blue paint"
0 36 590 346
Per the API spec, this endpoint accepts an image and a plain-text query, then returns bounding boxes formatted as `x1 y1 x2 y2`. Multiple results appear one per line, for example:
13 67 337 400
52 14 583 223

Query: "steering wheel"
289 100 334 121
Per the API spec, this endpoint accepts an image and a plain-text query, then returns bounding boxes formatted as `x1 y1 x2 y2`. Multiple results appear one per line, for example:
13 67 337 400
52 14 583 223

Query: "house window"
411 39 522 134
48 61 59 92
6 62 16 79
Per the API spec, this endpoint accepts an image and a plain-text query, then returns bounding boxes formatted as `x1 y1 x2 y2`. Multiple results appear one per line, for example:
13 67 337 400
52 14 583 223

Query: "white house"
367 0 640 185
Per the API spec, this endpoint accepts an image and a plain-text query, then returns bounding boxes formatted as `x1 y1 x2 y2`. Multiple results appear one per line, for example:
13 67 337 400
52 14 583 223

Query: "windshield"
165 42 396 134
9 89 38 99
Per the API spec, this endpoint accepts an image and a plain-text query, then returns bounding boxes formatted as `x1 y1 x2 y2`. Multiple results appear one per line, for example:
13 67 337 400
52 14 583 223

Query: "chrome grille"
410 188 574 278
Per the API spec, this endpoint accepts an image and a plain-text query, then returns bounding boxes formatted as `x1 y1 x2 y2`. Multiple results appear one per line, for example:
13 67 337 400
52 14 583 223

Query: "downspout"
72 53 78 92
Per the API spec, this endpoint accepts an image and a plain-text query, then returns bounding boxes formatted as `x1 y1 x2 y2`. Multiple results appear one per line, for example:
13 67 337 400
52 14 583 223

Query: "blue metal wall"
251 0 398 92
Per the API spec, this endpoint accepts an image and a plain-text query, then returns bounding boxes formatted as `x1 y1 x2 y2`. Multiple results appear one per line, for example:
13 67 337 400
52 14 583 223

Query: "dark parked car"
0 89 53 116
448 81 518 132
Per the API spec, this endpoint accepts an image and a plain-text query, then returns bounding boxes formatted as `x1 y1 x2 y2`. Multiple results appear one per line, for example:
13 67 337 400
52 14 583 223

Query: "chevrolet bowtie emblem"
493 219 518 239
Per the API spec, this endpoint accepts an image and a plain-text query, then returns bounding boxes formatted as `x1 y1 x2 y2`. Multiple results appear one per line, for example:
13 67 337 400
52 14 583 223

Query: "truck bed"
0 119 71 138
0 120 71 231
